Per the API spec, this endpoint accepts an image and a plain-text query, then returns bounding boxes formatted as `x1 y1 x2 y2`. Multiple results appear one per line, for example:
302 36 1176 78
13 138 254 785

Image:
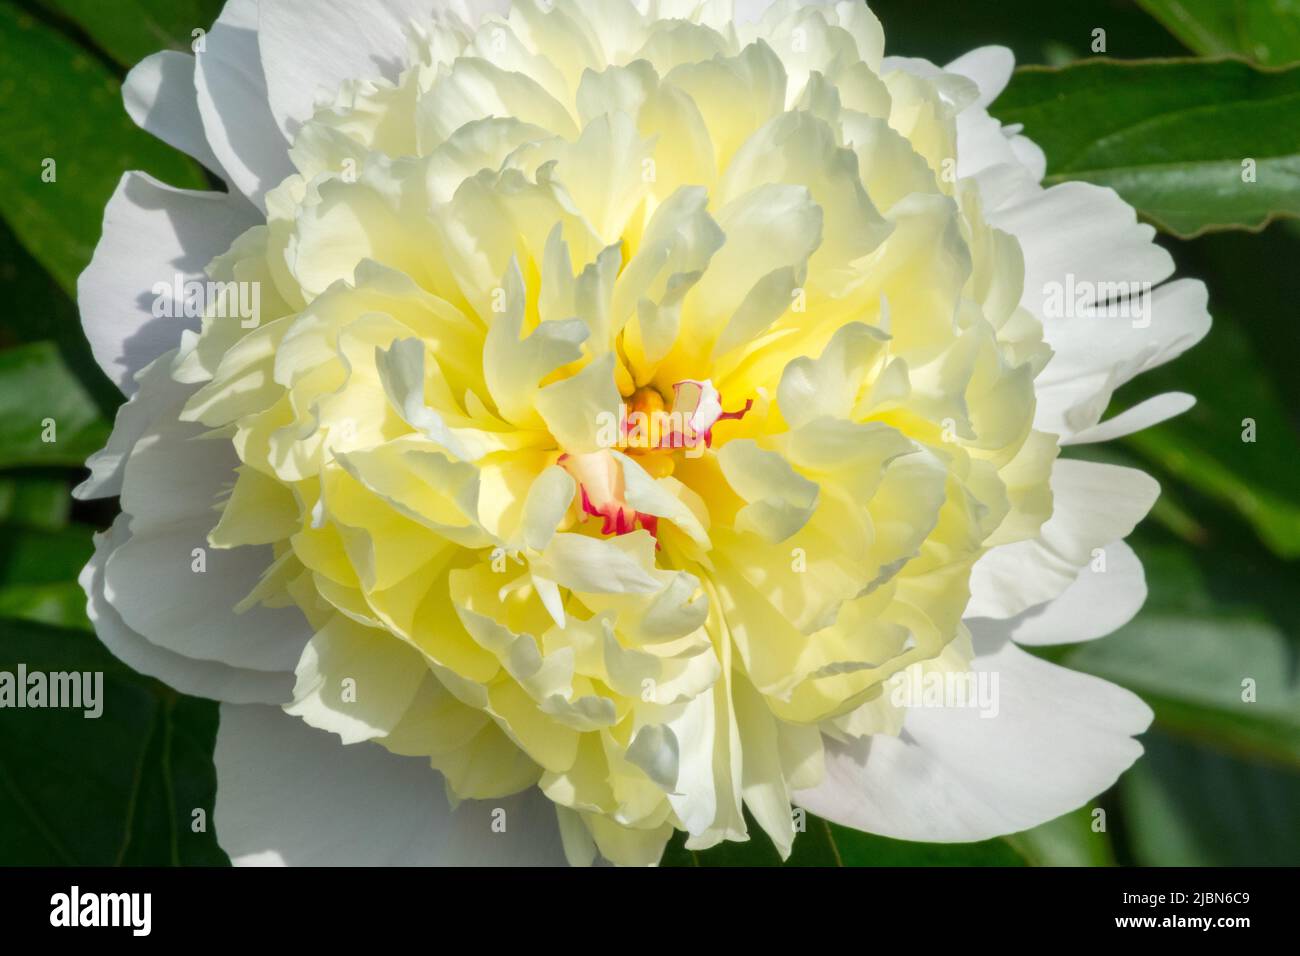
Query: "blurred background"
0 0 1296 866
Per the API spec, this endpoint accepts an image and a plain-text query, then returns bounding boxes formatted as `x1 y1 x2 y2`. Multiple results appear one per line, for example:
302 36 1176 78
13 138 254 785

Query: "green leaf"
0 521 95 631
823 825 1026 867
1137 0 1300 67
1005 805 1115 867
1119 326 1300 558
868 0 1185 69
0 2 208 295
992 58 1300 238
0 582 90 632
1112 228 1300 558
0 475 73 530
1061 537 1300 770
0 341 109 468
0 618 228 865
660 811 839 866
37 0 226 68
1119 729 1300 865
0 217 119 416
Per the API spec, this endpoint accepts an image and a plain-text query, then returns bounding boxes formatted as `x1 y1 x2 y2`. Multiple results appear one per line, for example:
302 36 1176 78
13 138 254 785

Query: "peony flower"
76 0 1210 866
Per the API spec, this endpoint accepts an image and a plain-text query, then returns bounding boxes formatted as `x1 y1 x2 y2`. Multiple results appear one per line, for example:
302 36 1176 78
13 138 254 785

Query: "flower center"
560 377 752 539
626 379 752 457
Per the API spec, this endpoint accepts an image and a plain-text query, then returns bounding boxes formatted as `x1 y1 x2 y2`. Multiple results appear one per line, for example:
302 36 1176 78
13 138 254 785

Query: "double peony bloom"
76 0 1209 865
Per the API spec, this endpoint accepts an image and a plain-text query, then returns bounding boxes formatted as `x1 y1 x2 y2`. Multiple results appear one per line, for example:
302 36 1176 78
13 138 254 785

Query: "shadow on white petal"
81 515 292 705
966 459 1158 620
124 51 229 180
795 632 1153 842
967 539 1147 647
215 703 566 865
1064 392 1195 445
194 0 294 210
77 172 259 393
946 45 1015 108
258 0 451 139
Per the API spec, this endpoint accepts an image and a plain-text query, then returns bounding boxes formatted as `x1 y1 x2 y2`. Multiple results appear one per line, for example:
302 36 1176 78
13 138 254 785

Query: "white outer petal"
1064 392 1196 445
215 703 566 865
123 51 228 180
195 0 295 210
795 631 1153 842
79 357 311 675
76 357 292 703
982 181 1210 441
967 539 1147 647
104 521 305 673
77 172 260 394
945 45 1014 109
956 65 1210 442
1033 279 1212 440
257 0 505 139
74 355 176 501
965 459 1159 620
107 424 307 673
996 181 1175 302
1008 134 1047 181
887 46 1042 185
953 109 1022 180
81 515 292 705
